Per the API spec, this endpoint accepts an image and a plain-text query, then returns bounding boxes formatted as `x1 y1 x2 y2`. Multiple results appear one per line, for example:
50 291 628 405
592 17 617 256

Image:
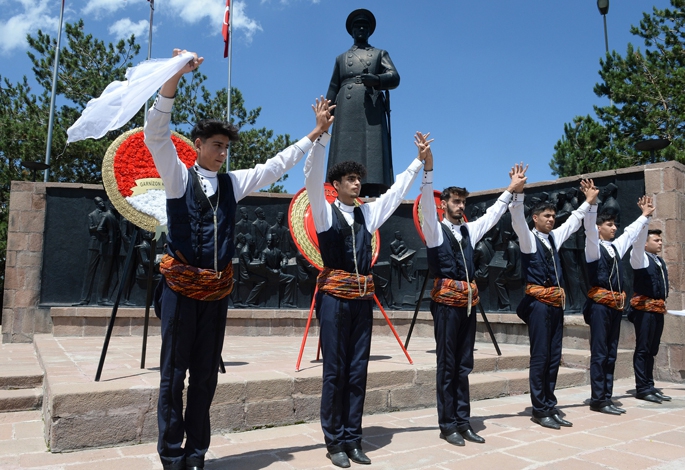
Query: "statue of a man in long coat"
326 9 400 197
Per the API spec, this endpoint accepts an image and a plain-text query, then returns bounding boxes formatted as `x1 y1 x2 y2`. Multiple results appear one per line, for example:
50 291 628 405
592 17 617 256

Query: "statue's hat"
346 9 376 36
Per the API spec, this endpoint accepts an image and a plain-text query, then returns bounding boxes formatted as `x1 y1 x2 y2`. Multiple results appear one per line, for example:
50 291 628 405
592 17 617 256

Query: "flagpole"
226 0 233 168
43 0 66 182
143 0 155 128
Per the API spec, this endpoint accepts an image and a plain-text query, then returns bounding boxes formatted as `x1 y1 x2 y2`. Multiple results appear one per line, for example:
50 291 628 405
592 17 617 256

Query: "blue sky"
0 0 673 196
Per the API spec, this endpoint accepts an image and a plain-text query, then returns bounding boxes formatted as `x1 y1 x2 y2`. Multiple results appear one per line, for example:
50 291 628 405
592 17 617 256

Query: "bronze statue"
73 197 106 306
326 9 400 197
96 201 122 306
251 207 270 256
239 235 267 307
260 233 297 308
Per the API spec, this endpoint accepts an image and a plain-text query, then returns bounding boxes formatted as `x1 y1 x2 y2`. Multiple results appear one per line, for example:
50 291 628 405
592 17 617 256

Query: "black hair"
327 161 367 184
531 202 556 216
440 186 469 201
596 212 616 226
648 229 662 237
190 119 240 143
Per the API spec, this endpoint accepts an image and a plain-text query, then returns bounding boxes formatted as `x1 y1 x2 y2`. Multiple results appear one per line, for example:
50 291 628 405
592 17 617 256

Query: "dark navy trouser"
588 302 622 407
632 309 664 396
431 301 477 434
315 291 373 454
156 279 229 469
524 297 564 418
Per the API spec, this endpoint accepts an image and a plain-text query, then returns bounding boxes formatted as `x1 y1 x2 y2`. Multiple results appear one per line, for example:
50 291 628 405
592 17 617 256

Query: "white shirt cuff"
588 204 598 213
511 192 525 203
422 170 433 184
498 190 513 204
316 132 331 147
153 95 174 113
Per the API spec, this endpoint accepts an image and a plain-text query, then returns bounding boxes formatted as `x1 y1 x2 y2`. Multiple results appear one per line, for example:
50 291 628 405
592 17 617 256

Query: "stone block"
293 395 320 422
245 398 294 428
656 192 679 220
469 375 507 401
245 374 293 402
496 354 529 371
8 191 33 212
293 375 322 396
388 384 435 409
210 402 246 432
48 412 140 452
415 367 436 385
33 309 52 335
666 292 682 311
5 250 16 268
473 356 497 373
140 410 158 443
51 317 85 337
19 210 44 233
270 318 294 336
661 315 685 344
366 369 415 389
362 388 389 413
11 181 36 192
15 289 39 308
31 193 46 211
644 168 662 194
6 233 28 252
16 251 42 267
555 369 588 388
505 372 531 395
50 386 155 416
3 291 15 309
663 167 685 191
213 378 246 404
28 233 43 252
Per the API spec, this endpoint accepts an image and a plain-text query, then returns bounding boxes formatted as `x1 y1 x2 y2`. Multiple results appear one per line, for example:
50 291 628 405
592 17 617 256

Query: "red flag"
222 0 230 58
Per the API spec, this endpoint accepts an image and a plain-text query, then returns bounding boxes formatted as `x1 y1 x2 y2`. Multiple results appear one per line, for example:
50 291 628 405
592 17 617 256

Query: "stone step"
0 388 42 412
0 342 44 391
32 334 635 452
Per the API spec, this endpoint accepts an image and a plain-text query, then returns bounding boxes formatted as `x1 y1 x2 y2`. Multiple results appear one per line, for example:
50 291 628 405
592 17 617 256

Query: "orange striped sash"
159 254 234 301
525 283 565 308
430 278 479 308
588 286 626 311
317 267 375 300
630 294 666 314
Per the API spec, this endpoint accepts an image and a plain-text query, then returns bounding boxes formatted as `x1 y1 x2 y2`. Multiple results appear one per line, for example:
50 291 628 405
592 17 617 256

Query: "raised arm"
144 49 203 199
303 98 335 233
630 222 650 270
551 178 595 252
363 132 426 233
467 163 527 247
416 133 442 248
232 97 334 202
613 195 654 258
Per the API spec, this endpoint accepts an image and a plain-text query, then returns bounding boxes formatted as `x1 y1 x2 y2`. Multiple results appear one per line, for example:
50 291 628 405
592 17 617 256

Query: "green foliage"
551 0 685 176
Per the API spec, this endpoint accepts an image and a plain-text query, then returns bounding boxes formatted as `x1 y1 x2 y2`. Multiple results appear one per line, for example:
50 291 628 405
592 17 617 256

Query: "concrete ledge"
0 388 42 412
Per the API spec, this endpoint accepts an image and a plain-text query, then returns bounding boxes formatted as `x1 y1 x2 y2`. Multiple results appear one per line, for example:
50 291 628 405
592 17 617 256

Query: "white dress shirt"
304 133 423 234
420 170 512 249
144 95 313 201
584 206 650 262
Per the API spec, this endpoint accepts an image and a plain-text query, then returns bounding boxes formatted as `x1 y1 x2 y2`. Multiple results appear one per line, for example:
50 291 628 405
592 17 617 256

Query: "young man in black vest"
510 178 598 429
583 195 653 415
629 223 669 403
304 125 427 467
145 50 334 470
418 134 527 446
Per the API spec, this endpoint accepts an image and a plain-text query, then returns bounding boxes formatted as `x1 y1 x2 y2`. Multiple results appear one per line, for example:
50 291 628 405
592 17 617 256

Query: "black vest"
587 243 623 292
521 233 564 288
165 168 237 270
317 204 372 274
633 253 669 300
426 223 474 281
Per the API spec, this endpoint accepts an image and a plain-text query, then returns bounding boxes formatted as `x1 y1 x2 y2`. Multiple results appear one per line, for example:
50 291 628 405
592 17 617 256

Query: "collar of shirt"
441 218 464 241
647 252 662 266
600 239 616 258
194 163 218 196
532 228 552 250
335 199 356 225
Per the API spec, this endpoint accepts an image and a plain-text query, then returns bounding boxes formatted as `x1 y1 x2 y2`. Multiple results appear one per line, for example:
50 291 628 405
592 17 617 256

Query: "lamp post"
597 1 612 106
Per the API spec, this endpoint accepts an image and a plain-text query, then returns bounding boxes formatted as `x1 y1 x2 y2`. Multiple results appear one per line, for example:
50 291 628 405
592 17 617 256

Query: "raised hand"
311 96 335 134
637 195 655 217
507 162 528 193
172 48 204 75
414 132 434 171
580 179 599 205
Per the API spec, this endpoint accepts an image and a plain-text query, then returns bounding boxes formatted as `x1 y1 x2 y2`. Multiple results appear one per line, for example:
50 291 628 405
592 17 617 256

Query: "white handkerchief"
67 52 194 143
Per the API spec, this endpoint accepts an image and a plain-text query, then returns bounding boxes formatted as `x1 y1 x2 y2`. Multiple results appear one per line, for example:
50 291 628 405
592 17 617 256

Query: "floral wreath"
101 127 196 231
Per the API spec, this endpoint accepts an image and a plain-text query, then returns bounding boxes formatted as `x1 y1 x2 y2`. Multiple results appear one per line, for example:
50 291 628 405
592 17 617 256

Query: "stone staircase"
0 343 44 413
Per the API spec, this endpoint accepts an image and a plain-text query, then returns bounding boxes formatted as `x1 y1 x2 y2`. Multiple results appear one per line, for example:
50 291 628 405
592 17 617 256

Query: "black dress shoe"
609 404 626 414
281 303 298 309
440 431 465 446
655 391 672 401
459 427 485 443
636 393 662 404
590 404 622 415
98 300 114 306
551 414 573 427
327 451 350 468
531 416 560 429
72 300 89 306
345 448 371 465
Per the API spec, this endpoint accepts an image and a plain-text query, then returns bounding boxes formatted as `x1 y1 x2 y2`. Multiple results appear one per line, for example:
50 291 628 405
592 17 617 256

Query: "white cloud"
0 0 57 56
109 18 150 40
83 0 129 17
165 0 262 42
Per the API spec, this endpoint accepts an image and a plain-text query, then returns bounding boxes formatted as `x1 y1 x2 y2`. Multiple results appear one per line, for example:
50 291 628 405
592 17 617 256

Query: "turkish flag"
222 0 230 58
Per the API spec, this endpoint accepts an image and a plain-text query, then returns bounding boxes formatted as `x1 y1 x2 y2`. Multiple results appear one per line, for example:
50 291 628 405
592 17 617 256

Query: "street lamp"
597 1 611 106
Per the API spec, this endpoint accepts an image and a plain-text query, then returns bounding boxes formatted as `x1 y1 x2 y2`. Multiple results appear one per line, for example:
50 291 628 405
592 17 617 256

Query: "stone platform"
9 333 633 453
